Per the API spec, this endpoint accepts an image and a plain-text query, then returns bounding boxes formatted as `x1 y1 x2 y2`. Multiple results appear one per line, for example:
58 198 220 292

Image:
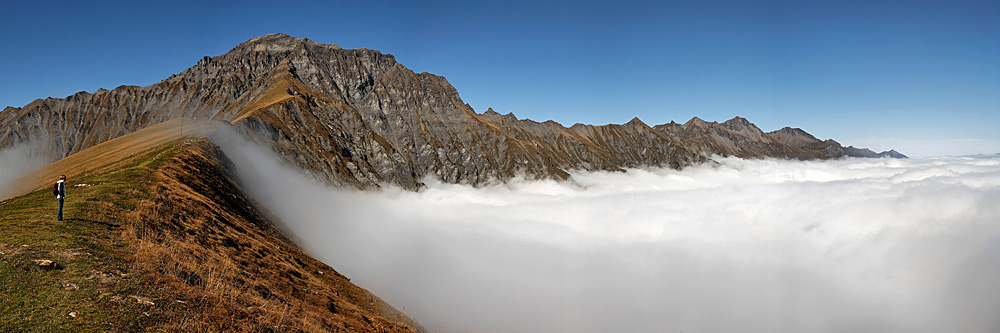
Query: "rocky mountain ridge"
0 33 905 190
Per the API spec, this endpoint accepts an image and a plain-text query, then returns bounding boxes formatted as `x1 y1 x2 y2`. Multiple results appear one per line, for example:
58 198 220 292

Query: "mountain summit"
0 33 904 190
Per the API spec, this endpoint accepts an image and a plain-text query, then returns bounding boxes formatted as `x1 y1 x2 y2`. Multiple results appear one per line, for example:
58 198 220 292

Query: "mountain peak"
723 116 750 125
248 32 296 41
683 116 711 129
878 149 908 158
242 34 301 53
721 116 756 130
719 116 766 142
243 33 325 46
765 126 822 148
625 117 647 127
232 33 342 57
770 127 808 135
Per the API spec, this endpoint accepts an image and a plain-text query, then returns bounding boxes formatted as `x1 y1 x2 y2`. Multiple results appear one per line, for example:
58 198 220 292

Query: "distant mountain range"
0 33 905 190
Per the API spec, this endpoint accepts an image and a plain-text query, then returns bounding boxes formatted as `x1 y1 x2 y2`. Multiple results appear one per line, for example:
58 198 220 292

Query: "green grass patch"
0 143 180 332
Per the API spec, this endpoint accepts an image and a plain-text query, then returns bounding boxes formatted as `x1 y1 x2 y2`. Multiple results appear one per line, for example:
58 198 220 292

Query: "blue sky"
2 0 997 156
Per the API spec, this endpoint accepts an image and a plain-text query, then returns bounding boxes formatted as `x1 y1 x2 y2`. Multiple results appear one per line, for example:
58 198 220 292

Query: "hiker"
55 175 66 221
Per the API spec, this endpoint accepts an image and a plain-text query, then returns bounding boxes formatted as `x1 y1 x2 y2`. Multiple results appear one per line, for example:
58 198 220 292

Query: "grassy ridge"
0 140 422 332
0 144 178 332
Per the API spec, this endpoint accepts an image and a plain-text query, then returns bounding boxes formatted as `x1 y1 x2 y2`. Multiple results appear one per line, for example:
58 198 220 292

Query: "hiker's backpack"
53 182 60 196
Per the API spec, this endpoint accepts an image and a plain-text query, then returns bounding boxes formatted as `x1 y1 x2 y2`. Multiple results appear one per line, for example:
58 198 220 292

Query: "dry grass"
0 143 181 332
123 139 420 332
3 118 220 201
1 138 423 332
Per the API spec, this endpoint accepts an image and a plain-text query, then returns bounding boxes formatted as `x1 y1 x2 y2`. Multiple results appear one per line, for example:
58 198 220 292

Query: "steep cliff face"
0 33 903 190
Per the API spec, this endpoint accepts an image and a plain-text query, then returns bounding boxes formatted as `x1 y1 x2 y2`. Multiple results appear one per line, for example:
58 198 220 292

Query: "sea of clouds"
2 130 995 331
3 130 997 332
182 135 1000 332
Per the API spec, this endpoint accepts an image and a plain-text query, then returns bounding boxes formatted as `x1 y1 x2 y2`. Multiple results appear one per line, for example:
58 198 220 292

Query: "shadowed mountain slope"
0 33 903 191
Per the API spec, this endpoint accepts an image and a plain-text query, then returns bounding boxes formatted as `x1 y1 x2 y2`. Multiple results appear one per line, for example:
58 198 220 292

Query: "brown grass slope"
1 134 423 332
3 118 219 201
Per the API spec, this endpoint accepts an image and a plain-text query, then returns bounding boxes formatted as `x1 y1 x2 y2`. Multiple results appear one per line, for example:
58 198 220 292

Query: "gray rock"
129 295 155 306
0 34 906 192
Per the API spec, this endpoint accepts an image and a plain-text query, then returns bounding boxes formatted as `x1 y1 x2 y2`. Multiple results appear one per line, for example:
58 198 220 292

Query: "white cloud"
0 144 50 199
218 135 1000 333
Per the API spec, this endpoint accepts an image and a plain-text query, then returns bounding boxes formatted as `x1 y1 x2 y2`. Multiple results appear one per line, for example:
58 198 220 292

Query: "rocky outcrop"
0 33 904 190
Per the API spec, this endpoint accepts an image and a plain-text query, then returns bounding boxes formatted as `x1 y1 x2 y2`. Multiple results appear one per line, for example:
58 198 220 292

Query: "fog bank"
0 145 50 199
219 136 1000 332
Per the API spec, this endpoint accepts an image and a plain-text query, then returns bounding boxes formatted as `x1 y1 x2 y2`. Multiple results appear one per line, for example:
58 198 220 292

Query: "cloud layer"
220 137 1000 332
0 144 50 200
